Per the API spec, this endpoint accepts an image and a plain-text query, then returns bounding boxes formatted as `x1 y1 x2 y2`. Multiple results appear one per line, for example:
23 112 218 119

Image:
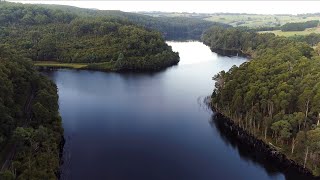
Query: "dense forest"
206 28 320 175
201 26 278 56
0 2 181 71
288 33 320 46
111 15 230 40
253 20 319 33
0 45 63 179
280 20 319 31
34 4 231 40
202 26 320 57
129 16 229 40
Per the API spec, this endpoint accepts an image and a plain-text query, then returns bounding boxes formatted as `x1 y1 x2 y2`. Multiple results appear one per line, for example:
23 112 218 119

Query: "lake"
45 41 285 180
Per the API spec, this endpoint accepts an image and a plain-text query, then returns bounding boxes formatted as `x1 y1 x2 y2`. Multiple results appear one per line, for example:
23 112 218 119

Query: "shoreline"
210 48 252 58
57 135 65 179
35 61 179 73
201 41 252 58
211 112 316 179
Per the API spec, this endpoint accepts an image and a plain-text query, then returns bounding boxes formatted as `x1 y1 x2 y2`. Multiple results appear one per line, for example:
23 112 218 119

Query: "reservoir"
46 41 285 180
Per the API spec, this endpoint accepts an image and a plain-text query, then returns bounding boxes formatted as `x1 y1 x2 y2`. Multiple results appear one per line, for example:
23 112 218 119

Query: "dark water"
46 41 285 180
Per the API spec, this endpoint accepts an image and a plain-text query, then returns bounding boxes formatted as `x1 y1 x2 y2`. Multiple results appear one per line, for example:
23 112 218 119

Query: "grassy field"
205 14 320 27
86 61 114 71
145 12 320 42
141 12 320 28
34 61 115 71
34 61 88 69
259 27 320 37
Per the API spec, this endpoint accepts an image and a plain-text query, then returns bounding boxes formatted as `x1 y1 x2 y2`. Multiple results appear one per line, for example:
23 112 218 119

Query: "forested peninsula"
0 2 231 71
0 2 182 71
203 27 320 176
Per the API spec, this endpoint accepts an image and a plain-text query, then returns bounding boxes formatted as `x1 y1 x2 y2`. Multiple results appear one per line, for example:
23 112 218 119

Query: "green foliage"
271 120 292 143
0 170 15 180
128 16 230 40
0 2 180 71
201 26 278 56
209 29 320 175
288 33 320 46
33 3 231 40
281 20 319 31
0 45 62 178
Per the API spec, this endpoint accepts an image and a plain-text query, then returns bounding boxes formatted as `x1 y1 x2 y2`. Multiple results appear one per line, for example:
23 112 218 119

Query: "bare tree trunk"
264 126 267 140
291 138 295 154
268 101 274 118
245 115 248 130
305 100 309 117
304 100 310 128
304 146 309 168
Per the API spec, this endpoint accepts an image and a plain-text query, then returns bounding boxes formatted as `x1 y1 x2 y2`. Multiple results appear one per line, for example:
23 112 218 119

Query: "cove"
45 41 285 180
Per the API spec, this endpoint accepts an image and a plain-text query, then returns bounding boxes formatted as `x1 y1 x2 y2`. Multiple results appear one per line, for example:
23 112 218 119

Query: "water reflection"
209 114 284 179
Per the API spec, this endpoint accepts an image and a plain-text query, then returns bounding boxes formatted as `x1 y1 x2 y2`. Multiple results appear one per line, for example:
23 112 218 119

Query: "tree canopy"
0 45 62 179
208 28 320 175
0 2 181 71
280 20 319 32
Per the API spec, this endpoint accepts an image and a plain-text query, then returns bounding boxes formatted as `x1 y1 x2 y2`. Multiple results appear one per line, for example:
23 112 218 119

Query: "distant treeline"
138 16 231 40
34 3 231 40
254 20 319 33
99 12 231 40
201 26 278 56
281 20 319 31
202 27 320 57
254 26 281 32
289 33 320 46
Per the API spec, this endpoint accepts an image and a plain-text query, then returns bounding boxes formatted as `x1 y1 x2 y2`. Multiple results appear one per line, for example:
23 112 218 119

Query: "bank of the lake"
211 112 315 180
208 48 251 58
35 57 179 72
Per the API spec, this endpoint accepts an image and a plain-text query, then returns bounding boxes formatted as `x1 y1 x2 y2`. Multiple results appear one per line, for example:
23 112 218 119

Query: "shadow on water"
209 115 281 175
194 97 314 180
209 113 315 180
197 96 213 114
60 135 72 180
211 48 250 58
40 62 179 80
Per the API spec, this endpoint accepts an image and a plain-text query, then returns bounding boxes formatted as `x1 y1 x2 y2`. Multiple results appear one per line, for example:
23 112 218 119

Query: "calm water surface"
46 41 285 180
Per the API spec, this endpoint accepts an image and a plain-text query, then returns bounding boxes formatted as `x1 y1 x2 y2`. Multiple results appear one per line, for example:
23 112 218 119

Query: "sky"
10 1 320 15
